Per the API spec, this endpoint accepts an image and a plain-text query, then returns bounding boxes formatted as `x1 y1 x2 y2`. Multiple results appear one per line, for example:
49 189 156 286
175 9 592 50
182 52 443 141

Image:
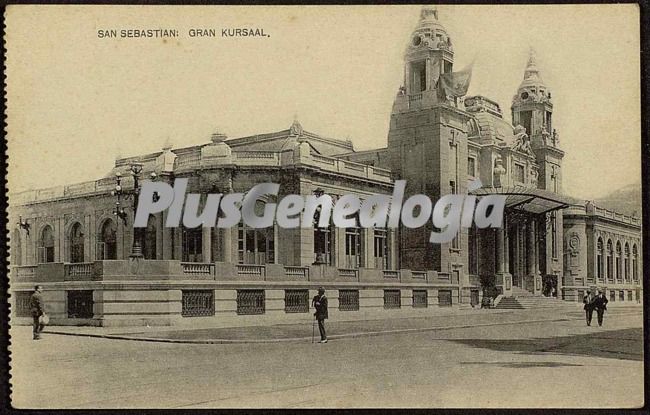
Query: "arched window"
69 222 85 263
632 244 638 281
97 219 117 260
606 239 613 281
596 238 604 280
12 229 22 266
143 215 157 260
615 241 622 281
39 225 55 263
624 243 630 282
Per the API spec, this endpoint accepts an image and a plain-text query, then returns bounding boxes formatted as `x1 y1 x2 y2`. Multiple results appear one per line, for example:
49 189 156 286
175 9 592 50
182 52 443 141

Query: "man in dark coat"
29 285 45 340
583 290 594 326
592 289 609 327
312 287 328 343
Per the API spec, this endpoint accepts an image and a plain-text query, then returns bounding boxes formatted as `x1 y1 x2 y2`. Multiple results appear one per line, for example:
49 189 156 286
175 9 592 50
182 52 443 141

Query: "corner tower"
388 7 471 289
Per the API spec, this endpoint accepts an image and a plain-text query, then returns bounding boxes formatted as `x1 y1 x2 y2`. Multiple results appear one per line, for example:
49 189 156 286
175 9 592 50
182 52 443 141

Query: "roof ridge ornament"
289 118 303 137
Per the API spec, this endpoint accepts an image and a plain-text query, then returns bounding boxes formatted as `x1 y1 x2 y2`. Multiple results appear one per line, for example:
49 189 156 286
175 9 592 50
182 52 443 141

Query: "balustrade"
181 262 215 276
284 266 309 279
64 263 93 278
237 264 266 278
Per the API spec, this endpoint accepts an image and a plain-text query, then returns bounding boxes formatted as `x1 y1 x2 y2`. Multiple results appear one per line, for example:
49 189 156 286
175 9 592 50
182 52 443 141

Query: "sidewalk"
29 305 640 344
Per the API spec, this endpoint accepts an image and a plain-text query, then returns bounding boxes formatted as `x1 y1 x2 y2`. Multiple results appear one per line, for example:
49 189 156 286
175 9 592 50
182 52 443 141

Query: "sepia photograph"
4 4 644 409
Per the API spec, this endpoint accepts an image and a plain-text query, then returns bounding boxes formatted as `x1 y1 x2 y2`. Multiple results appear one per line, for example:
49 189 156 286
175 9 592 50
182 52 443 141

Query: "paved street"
10 309 644 409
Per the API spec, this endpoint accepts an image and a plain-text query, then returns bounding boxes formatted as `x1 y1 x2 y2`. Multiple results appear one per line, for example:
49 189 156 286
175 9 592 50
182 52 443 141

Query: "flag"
439 63 473 98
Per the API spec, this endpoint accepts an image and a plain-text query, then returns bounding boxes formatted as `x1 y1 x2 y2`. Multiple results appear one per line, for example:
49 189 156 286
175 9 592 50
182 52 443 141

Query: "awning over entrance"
471 185 579 215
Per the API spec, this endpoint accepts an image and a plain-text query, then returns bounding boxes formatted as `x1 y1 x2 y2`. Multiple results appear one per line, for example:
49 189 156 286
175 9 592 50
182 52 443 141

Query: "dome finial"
421 5 438 21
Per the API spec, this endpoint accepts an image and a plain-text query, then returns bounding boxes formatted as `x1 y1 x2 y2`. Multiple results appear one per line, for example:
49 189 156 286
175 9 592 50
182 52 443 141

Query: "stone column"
496 229 505 273
202 227 211 263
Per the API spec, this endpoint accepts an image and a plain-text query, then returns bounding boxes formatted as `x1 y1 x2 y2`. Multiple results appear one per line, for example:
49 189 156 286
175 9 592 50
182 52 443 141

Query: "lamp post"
17 215 31 235
111 163 157 259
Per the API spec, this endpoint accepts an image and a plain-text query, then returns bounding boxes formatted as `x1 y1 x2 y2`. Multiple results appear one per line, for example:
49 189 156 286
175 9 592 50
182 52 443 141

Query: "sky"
6 5 641 200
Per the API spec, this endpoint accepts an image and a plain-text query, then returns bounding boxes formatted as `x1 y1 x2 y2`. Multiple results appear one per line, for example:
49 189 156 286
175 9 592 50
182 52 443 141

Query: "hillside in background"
592 183 642 217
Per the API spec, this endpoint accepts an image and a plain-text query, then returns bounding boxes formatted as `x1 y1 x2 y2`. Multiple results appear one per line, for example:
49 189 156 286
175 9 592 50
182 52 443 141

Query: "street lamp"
111 163 157 258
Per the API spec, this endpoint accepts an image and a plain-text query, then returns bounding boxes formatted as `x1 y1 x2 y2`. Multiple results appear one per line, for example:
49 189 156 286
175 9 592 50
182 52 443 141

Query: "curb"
43 310 641 345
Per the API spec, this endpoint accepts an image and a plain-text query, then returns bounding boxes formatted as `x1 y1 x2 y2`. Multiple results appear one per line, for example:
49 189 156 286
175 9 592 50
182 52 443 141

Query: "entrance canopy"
471 185 578 215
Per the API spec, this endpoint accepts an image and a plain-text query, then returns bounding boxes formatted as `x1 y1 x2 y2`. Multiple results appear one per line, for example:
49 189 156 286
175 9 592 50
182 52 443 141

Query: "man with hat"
592 288 609 327
29 285 45 340
312 287 328 343
583 289 595 326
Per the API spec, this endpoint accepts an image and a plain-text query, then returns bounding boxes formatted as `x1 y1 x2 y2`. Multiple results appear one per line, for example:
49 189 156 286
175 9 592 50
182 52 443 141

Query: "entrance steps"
495 294 571 310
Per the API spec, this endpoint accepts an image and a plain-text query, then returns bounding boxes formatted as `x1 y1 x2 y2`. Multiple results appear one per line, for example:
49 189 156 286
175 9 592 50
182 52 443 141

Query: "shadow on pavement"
461 361 584 368
451 328 643 361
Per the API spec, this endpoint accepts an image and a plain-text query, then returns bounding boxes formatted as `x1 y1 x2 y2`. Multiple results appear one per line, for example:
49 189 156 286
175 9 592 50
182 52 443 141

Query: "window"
619 290 625 302
624 243 630 282
181 290 214 317
632 245 638 281
67 290 93 318
514 164 525 183
413 290 428 308
14 292 31 317
38 225 55 263
467 157 476 177
339 290 359 311
373 229 390 269
606 240 613 281
97 219 117 260
384 290 401 309
615 242 622 281
410 60 427 93
470 289 480 307
443 60 453 74
182 226 203 262
238 225 275 264
519 111 532 136
545 111 552 133
314 224 334 265
284 290 309 313
627 291 633 301
596 238 604 280
609 290 615 302
345 227 362 268
438 290 453 307
68 222 85 263
236 290 265 315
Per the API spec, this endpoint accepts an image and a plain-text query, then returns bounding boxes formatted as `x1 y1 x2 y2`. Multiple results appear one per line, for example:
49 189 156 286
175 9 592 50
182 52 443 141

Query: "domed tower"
511 48 565 290
388 7 470 287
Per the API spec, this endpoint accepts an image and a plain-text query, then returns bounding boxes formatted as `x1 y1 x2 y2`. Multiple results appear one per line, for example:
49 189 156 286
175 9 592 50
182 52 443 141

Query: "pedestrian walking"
29 285 46 340
312 287 328 343
583 290 594 326
592 289 609 327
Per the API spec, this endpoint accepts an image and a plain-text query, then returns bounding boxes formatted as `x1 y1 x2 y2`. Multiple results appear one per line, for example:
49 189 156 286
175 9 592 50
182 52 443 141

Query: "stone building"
8 7 642 326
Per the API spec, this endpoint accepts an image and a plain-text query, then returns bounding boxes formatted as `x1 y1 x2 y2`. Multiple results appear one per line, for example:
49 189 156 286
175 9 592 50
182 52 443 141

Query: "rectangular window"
443 60 453 74
181 290 215 317
238 226 275 265
545 111 552 133
413 290 428 308
339 290 359 311
519 111 532 136
514 164 525 183
449 181 460 249
467 157 476 177
410 60 427 93
14 291 31 317
236 290 265 315
284 290 309 313
627 290 633 301
314 225 334 265
438 290 453 307
384 290 401 309
373 229 390 269
610 290 615 302
470 289 480 307
345 227 362 268
67 290 94 319
619 290 625 302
